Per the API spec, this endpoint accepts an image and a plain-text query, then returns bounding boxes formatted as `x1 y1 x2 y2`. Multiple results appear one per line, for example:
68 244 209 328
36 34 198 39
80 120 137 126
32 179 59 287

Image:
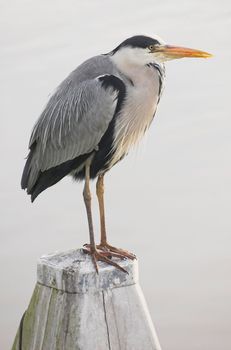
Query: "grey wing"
22 76 118 193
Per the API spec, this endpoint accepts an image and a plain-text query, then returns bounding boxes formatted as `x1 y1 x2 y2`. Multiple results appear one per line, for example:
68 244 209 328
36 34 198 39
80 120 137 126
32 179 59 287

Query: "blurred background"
1 0 230 349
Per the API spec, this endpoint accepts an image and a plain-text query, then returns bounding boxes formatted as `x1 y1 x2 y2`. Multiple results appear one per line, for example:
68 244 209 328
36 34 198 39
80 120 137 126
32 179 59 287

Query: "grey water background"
1 0 230 349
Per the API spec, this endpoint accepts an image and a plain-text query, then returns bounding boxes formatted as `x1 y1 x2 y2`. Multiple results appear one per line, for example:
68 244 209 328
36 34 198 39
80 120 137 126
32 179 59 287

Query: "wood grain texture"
12 249 161 350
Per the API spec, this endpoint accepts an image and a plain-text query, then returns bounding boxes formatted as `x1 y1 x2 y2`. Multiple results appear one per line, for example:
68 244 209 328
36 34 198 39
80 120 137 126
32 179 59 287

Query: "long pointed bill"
156 45 212 60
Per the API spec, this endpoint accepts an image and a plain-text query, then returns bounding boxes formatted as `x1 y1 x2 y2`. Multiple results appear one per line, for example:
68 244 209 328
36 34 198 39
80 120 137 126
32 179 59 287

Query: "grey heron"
21 35 211 273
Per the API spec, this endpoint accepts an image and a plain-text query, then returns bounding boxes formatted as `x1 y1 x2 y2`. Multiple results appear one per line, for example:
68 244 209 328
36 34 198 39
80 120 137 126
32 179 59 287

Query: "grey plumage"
21 36 167 202
21 34 212 273
23 56 123 193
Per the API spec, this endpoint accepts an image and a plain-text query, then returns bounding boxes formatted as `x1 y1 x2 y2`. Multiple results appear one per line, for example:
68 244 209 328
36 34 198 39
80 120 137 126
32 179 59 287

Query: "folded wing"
21 74 121 201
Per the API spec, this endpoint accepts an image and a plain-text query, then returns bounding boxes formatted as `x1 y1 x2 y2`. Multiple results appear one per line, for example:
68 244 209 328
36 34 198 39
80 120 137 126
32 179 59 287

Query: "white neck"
110 46 164 83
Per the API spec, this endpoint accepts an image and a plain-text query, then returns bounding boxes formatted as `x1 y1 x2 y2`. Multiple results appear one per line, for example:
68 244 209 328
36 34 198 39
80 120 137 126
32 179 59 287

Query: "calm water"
1 1 230 349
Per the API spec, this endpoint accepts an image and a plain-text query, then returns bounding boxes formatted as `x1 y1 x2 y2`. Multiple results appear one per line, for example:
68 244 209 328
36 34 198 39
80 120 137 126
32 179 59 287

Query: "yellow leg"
83 169 128 273
83 164 96 250
96 174 107 245
96 174 136 260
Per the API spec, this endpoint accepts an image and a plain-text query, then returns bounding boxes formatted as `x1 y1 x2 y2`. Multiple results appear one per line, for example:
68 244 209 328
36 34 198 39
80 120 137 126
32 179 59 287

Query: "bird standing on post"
21 35 211 273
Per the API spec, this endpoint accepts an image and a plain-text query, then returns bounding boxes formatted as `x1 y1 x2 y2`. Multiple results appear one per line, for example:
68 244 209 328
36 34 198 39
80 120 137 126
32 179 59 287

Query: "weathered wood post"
12 249 161 350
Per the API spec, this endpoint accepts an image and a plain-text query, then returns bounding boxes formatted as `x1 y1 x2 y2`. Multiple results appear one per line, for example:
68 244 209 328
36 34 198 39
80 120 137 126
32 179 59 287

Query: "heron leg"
95 174 136 260
83 163 96 251
82 163 99 272
96 174 107 245
83 167 128 273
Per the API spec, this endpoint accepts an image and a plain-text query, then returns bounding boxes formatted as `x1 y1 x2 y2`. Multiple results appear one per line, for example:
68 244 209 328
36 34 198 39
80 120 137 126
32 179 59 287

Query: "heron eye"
149 45 155 51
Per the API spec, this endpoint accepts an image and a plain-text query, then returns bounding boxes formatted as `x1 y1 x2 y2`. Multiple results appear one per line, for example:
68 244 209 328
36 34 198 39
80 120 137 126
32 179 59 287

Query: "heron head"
111 35 212 66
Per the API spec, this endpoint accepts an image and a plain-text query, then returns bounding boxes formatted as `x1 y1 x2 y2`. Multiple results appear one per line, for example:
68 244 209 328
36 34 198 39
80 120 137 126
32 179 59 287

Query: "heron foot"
83 246 128 274
97 242 136 260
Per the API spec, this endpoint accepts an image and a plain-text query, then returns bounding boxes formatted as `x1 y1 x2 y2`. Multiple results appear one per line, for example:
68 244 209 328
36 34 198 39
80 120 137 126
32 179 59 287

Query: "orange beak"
155 45 212 60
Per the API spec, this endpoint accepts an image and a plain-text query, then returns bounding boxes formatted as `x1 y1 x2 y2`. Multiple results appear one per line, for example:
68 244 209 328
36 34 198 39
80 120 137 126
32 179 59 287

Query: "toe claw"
97 243 136 260
83 246 128 274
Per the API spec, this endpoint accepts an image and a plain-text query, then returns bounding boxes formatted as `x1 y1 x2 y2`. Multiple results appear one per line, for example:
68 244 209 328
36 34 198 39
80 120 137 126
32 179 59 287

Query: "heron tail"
21 142 37 191
21 145 92 202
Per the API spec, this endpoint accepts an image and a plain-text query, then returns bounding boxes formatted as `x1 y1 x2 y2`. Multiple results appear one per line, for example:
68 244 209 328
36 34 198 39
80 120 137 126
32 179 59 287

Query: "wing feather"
26 76 119 191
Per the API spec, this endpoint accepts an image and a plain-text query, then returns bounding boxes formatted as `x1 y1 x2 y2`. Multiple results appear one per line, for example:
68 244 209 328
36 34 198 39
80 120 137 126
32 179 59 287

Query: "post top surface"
37 249 138 293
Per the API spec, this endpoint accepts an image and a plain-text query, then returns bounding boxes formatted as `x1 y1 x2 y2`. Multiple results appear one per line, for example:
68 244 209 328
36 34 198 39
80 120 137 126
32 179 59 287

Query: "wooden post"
12 249 162 350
